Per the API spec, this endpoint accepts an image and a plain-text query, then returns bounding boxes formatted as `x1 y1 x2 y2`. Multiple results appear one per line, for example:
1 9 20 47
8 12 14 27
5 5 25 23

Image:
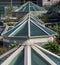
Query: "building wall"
43 0 60 6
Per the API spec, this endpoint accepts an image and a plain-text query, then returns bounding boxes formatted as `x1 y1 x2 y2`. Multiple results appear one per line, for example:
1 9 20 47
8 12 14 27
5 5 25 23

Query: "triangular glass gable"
13 22 28 36
9 50 24 65
39 25 56 35
3 13 56 37
31 49 50 65
14 1 46 12
30 21 48 36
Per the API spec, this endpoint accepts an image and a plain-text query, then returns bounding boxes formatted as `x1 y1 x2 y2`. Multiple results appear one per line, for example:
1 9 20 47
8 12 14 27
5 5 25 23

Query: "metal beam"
24 45 31 65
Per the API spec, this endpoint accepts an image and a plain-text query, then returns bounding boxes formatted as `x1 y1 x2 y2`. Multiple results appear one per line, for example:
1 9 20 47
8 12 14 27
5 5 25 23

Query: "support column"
24 45 31 65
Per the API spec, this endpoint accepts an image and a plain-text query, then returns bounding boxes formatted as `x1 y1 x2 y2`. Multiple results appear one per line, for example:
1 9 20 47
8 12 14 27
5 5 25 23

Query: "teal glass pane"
30 22 48 36
30 7 36 11
24 5 29 12
41 50 60 65
30 16 55 35
30 2 33 6
14 22 28 36
31 49 50 65
19 3 29 12
40 26 56 35
30 16 44 25
9 50 24 65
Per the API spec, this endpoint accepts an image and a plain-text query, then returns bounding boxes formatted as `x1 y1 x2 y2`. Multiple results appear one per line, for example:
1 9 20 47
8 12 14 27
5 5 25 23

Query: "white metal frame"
24 45 31 65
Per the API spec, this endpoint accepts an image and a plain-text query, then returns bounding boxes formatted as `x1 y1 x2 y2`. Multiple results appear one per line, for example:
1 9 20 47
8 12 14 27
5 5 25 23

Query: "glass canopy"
4 13 56 38
14 1 47 12
1 44 60 65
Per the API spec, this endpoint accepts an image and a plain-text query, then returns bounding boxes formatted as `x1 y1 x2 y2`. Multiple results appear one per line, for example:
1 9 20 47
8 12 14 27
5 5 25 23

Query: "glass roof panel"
41 50 60 65
30 22 48 36
9 50 24 65
30 16 44 25
14 1 46 12
31 49 50 65
39 26 56 35
30 16 55 35
13 22 28 36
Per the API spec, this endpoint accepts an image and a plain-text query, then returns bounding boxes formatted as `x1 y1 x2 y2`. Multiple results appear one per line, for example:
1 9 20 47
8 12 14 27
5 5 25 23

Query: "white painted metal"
28 13 31 37
24 45 31 65
1 46 24 65
31 46 57 65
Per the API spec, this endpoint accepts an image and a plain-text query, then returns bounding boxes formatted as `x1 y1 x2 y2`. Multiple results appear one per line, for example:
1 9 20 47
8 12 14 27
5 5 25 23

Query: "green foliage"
10 41 19 48
0 47 9 55
38 15 47 22
7 22 15 26
40 16 47 22
47 24 60 38
4 18 18 23
42 41 60 53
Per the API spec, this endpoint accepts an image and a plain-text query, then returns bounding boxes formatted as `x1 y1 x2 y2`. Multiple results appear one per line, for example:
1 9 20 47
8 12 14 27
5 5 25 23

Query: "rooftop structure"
3 13 56 47
14 1 46 12
4 13 55 38
1 42 60 65
13 1 47 18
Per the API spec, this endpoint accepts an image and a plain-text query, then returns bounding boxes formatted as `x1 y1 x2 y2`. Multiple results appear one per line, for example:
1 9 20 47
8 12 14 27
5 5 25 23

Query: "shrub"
4 18 18 23
10 41 19 48
0 47 9 55
7 22 15 26
42 41 60 53
38 15 47 22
